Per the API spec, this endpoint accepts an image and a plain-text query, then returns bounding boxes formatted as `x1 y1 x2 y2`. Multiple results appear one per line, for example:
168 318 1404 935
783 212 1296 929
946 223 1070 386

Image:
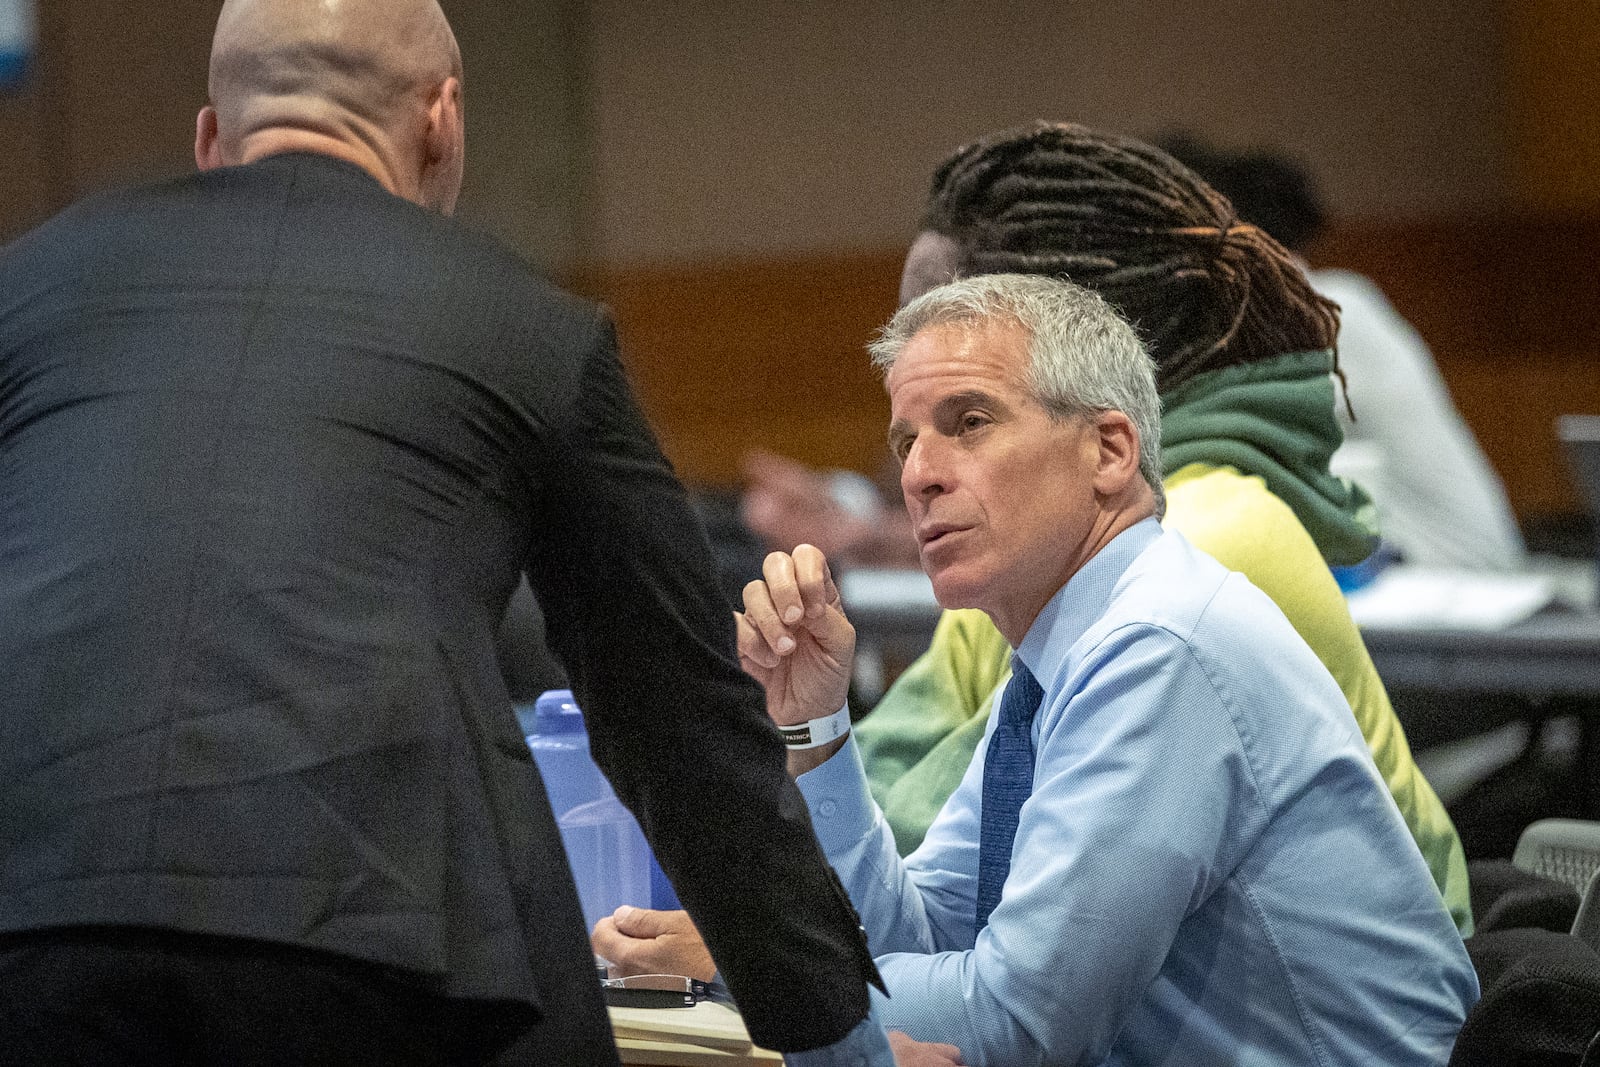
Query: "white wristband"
779 704 852 749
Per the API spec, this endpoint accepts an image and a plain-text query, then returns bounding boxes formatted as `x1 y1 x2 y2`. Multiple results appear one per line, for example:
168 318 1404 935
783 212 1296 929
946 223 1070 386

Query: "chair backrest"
1514 819 1600 946
1514 820 1600 894
1559 415 1600 515
1577 867 1600 954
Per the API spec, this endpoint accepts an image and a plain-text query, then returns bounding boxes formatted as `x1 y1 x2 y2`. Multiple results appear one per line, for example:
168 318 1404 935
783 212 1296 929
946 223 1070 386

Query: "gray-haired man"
606 273 1477 1066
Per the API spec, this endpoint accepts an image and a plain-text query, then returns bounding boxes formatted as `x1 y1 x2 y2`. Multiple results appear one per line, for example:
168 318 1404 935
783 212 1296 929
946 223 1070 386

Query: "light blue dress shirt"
785 1010 896 1066
801 519 1478 1066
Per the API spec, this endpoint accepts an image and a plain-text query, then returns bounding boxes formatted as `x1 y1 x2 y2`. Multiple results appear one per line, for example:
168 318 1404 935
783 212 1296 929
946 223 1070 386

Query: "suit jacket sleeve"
521 312 881 1051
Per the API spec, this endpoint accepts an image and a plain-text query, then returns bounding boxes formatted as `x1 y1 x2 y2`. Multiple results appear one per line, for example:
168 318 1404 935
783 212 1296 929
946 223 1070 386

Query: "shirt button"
818 800 837 818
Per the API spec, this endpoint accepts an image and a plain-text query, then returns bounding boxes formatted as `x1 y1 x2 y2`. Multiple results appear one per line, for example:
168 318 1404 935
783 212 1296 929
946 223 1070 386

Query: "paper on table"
609 1003 781 1065
1344 567 1556 631
614 1037 781 1066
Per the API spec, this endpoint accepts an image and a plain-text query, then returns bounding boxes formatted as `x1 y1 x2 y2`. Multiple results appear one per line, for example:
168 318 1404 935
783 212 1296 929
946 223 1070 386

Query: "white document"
1345 567 1556 631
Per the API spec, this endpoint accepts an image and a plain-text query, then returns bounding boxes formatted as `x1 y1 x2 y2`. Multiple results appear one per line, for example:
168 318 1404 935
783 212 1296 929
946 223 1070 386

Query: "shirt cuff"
795 733 879 855
782 1008 895 1067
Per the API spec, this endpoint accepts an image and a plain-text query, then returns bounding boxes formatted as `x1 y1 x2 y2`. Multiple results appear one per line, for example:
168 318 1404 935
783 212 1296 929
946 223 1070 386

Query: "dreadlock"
923 122 1342 394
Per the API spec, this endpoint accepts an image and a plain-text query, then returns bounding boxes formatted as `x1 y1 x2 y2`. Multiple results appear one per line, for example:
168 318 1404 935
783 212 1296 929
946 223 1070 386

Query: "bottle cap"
531 689 585 734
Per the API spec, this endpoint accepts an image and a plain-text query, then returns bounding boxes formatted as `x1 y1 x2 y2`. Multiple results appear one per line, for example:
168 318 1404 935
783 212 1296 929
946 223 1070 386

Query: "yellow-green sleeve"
853 608 1011 853
1164 463 1472 935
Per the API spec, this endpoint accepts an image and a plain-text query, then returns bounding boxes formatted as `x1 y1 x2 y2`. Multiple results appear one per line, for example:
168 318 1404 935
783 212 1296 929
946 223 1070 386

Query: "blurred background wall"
2 0 1596 529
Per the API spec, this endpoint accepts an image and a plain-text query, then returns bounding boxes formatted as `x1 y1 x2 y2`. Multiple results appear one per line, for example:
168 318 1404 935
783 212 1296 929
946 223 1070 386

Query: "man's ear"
420 75 465 215
195 106 224 171
1091 410 1143 498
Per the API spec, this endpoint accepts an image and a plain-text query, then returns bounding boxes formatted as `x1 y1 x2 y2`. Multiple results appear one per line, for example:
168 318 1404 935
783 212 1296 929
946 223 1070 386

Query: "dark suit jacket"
0 153 877 1058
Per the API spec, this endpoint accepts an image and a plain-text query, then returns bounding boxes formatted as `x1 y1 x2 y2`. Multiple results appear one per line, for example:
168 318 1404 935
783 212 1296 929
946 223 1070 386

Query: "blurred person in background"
1160 133 1525 572
742 448 918 570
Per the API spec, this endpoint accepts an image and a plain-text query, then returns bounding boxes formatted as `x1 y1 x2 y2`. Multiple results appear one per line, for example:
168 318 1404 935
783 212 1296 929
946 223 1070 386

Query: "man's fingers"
590 914 626 964
791 543 834 618
760 551 806 626
590 908 666 976
735 602 783 670
593 907 717 982
742 573 796 657
887 1031 967 1065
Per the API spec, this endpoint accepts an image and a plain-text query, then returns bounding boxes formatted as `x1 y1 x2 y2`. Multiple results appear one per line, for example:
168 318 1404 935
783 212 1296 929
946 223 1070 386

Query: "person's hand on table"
888 1031 966 1065
595 910 966 1065
736 545 855 775
591 905 716 983
594 547 859 978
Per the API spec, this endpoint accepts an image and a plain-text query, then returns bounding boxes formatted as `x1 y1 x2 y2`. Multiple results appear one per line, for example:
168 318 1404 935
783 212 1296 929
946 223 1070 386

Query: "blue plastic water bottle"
518 691 677 931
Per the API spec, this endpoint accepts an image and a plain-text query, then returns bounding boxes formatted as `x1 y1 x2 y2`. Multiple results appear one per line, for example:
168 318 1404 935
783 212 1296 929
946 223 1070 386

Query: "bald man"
0 2 897 1064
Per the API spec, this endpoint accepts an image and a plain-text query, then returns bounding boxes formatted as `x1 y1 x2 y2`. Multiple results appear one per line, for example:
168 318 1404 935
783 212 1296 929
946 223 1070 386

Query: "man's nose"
900 436 947 500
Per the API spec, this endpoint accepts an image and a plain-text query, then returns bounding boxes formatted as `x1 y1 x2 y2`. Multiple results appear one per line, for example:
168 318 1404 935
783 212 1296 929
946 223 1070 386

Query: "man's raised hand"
735 544 854 731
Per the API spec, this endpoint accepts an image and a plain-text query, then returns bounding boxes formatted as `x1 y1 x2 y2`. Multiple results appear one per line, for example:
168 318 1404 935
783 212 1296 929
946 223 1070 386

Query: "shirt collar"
1014 517 1164 685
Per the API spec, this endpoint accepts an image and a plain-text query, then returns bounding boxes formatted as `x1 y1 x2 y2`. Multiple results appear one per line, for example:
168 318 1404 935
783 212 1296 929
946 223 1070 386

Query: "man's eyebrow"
887 389 1009 453
934 389 1003 417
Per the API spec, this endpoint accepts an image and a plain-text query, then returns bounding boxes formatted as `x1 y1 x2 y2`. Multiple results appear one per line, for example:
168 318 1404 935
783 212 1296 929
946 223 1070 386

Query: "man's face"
886 319 1107 642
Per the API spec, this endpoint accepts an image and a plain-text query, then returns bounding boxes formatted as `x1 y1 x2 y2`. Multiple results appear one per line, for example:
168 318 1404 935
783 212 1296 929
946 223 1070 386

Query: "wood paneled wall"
570 251 904 486
1508 0 1600 213
575 222 1600 523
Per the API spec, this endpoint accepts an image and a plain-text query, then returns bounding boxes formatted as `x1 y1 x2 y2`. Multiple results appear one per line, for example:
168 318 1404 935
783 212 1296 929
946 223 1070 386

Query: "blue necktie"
975 657 1044 934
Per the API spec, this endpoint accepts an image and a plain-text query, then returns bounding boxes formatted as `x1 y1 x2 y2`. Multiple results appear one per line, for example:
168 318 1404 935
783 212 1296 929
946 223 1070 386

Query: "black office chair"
1449 926 1600 1066
1450 820 1600 1065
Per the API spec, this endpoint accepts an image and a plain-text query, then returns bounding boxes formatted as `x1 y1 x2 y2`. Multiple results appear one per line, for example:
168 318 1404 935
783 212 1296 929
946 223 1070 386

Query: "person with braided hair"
1157 134 1526 572
852 122 1471 934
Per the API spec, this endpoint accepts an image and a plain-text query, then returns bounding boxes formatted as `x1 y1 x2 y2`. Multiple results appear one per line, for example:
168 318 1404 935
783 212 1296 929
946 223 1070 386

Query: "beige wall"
585 0 1508 265
1 1 1511 262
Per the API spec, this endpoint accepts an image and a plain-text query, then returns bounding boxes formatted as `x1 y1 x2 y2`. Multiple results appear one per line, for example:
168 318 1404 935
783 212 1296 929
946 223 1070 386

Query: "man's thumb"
612 905 676 938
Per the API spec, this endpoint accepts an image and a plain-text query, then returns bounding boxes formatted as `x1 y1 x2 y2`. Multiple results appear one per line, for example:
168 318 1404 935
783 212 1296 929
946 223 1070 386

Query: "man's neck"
990 502 1156 647
235 130 403 199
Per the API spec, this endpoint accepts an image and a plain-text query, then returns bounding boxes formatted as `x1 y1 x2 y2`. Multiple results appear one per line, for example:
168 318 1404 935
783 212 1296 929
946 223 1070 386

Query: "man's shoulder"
1102 529 1235 633
1105 530 1334 691
1072 529 1312 677
2 171 180 255
7 156 603 334
1067 531 1340 724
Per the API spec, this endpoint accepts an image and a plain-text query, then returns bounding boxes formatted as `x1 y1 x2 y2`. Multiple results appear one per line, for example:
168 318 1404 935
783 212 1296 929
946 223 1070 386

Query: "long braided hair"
922 122 1342 393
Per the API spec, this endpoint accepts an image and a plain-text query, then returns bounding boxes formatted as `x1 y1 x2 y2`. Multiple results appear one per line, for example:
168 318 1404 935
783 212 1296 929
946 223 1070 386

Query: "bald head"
197 0 465 212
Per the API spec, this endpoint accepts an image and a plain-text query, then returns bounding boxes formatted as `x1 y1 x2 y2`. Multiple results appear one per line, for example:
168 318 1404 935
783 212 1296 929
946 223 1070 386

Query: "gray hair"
870 273 1165 516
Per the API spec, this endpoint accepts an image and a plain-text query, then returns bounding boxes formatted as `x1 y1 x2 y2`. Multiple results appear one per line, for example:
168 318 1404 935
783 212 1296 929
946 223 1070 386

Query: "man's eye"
959 412 988 433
